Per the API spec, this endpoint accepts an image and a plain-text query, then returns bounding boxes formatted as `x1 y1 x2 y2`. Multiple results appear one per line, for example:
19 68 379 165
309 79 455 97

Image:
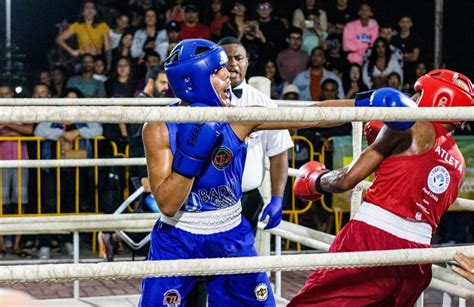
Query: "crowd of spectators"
0 0 473 260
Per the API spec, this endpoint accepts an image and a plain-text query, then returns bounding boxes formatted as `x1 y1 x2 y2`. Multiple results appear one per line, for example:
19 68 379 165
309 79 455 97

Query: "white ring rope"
429 278 474 299
432 265 474 290
1 159 471 211
1 98 472 299
350 122 364 218
0 98 312 107
276 220 335 246
1 214 473 297
0 213 159 235
0 157 146 168
1 106 473 123
0 246 472 283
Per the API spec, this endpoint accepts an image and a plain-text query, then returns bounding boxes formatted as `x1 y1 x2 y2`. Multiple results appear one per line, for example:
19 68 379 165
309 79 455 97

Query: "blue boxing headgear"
165 39 228 106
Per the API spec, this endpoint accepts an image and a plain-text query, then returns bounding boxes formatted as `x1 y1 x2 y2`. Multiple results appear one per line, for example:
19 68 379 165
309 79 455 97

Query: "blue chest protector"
167 122 247 212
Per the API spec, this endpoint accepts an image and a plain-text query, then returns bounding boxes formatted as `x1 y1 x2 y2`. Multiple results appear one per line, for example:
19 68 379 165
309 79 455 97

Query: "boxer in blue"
139 39 415 306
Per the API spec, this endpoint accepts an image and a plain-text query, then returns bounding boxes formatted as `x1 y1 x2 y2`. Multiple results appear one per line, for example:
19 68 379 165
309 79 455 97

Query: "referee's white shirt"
231 80 294 192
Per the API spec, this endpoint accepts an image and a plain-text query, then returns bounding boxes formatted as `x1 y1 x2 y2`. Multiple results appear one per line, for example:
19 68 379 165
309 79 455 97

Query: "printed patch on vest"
211 146 233 170
427 165 450 194
254 283 269 302
163 289 181 306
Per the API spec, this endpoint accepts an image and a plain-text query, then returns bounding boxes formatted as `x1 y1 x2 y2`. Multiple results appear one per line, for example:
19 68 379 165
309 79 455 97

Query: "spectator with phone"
255 1 287 59
240 20 268 77
301 13 328 55
293 0 327 33
220 0 248 40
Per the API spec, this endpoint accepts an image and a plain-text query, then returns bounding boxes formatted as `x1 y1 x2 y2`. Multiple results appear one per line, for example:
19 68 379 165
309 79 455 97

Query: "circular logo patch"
254 283 269 302
162 289 181 306
427 165 450 194
211 146 233 170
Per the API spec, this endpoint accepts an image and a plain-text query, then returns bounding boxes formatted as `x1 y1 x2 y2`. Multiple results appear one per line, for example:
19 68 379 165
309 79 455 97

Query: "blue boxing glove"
173 104 223 177
260 196 283 230
355 87 417 130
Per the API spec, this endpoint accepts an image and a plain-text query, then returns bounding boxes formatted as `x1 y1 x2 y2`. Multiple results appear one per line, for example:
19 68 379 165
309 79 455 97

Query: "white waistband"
353 202 432 245
160 202 242 235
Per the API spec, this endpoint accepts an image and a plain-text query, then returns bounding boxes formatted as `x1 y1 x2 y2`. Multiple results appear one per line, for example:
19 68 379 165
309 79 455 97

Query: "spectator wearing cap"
282 83 300 100
180 4 211 40
166 20 181 45
276 27 310 83
221 0 248 39
342 2 379 65
256 1 288 59
131 8 168 64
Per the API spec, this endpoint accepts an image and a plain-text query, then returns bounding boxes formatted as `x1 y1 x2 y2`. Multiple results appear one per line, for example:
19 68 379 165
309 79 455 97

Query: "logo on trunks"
254 283 269 302
163 289 181 306
211 146 233 170
427 165 450 194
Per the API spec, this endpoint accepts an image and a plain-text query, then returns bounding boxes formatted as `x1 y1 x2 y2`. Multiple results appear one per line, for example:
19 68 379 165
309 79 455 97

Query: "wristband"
315 171 330 194
354 90 375 107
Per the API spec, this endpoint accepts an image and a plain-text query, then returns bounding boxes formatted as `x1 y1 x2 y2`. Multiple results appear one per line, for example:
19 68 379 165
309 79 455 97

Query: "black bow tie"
232 88 243 99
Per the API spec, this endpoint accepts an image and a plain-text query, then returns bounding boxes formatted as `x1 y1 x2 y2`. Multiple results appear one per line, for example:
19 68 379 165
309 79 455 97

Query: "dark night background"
0 0 473 79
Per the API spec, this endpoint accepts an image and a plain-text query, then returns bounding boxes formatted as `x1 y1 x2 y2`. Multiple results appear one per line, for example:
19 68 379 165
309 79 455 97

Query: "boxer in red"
289 69 474 306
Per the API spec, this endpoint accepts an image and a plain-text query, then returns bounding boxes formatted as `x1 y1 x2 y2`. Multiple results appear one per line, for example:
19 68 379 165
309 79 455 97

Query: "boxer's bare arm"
143 122 194 217
320 126 412 193
230 99 355 140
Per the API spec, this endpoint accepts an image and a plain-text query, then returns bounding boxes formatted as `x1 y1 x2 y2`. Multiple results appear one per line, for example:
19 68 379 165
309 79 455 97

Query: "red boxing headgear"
414 69 474 125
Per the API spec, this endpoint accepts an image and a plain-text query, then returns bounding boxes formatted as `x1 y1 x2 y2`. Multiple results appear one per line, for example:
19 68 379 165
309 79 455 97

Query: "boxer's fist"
364 121 384 145
355 88 417 130
294 161 329 201
173 111 224 178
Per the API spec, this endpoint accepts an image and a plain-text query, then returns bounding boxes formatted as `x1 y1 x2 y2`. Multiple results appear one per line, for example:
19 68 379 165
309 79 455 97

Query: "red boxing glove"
293 161 329 201
364 121 384 146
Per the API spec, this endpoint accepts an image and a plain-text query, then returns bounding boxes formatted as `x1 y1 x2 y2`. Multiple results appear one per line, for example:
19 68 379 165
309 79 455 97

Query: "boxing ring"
1 95 474 305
